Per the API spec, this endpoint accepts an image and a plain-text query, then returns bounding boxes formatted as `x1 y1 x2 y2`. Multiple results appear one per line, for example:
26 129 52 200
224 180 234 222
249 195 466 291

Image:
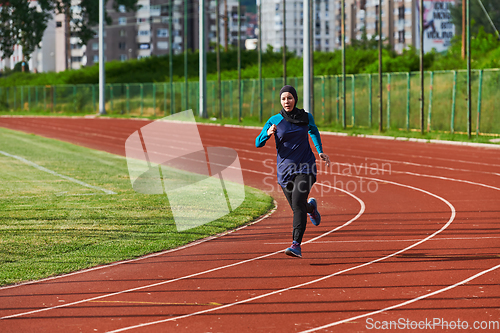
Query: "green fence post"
451 71 457 134
406 73 411 131
20 86 24 110
336 75 339 122
13 86 17 110
239 80 244 121
126 84 130 114
271 78 276 113
230 80 233 118
477 69 483 136
73 85 77 113
351 75 355 126
427 72 434 132
44 86 47 110
28 86 31 110
110 85 114 113
163 83 167 116
250 79 256 117
171 84 176 115
35 86 39 109
386 74 391 128
369 74 372 128
221 81 225 118
153 84 156 117
322 76 325 123
92 85 96 113
212 81 216 116
140 84 144 116
53 86 56 112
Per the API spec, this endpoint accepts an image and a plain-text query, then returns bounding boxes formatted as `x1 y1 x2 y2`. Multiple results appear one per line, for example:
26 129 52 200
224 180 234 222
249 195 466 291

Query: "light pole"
98 0 106 115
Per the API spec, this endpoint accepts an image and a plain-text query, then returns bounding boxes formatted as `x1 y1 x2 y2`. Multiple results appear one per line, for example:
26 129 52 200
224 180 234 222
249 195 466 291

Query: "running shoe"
307 198 321 226
285 241 302 258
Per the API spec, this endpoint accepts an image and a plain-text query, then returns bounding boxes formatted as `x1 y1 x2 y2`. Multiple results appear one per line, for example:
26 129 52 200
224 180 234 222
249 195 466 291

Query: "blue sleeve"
255 120 272 148
308 113 324 154
255 115 282 148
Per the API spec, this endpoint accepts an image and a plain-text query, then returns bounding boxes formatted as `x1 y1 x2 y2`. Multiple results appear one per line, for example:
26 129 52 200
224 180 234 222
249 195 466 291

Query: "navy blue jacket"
255 112 323 187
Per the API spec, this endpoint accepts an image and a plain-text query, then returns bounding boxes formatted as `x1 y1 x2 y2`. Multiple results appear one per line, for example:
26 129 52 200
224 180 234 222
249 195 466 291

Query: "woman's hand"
267 124 277 136
319 153 331 167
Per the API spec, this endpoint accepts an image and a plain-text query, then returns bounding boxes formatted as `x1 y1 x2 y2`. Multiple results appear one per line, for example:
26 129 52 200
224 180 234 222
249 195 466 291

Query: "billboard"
416 0 456 53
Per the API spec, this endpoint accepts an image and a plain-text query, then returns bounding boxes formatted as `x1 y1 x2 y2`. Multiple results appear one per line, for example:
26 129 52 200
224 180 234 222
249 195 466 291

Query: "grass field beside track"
0 127 274 286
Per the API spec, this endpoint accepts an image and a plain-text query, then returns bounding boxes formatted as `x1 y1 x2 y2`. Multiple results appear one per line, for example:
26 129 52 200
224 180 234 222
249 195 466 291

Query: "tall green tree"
0 0 51 61
450 0 500 36
0 0 138 64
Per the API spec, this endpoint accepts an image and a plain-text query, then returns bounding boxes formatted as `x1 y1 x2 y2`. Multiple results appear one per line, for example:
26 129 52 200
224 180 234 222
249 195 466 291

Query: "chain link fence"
1 68 499 134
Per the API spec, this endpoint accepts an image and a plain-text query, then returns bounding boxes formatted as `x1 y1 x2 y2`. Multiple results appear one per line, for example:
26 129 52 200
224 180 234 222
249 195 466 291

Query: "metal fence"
1 68 499 134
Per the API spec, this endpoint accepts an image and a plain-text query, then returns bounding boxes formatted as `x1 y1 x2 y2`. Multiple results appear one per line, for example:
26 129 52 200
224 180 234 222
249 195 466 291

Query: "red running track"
0 116 499 332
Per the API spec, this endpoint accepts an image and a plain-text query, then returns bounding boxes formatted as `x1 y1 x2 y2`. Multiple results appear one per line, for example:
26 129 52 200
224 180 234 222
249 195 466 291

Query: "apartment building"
260 0 337 56
86 0 248 67
260 0 455 55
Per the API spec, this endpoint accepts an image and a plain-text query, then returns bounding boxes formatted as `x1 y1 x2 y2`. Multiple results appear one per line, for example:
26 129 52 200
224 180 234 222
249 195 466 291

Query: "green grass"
0 127 274 286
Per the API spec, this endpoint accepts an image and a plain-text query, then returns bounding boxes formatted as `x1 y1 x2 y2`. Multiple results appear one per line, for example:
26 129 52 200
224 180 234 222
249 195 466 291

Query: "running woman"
255 85 330 258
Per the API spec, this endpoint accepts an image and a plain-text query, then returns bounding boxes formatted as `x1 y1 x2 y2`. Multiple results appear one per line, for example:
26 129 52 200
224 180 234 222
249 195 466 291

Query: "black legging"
281 173 316 244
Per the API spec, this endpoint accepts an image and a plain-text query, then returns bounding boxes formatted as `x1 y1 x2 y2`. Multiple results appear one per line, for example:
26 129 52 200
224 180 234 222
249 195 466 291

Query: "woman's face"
281 92 295 112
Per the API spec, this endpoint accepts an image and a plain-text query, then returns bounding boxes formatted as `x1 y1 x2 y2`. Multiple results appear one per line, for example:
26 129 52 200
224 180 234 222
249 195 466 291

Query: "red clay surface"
0 116 499 333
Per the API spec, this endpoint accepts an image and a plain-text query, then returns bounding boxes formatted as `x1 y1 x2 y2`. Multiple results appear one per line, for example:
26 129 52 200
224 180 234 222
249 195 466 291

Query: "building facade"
260 0 429 55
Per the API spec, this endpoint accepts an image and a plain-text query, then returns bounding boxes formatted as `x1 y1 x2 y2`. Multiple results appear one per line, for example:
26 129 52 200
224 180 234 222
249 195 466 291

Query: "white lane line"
105 178 456 333
265 235 500 245
0 187 365 320
300 263 500 333
0 150 116 195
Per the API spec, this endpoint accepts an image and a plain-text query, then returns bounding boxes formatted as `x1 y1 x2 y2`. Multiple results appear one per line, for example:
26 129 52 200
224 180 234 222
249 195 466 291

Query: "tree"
0 0 138 65
0 0 51 61
450 0 500 36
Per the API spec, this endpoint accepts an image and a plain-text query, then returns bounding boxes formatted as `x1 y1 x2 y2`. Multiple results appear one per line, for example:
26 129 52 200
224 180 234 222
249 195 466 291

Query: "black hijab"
279 85 309 125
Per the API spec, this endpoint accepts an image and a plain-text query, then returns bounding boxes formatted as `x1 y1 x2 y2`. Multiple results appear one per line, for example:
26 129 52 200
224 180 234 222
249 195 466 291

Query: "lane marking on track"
104 178 456 333
0 150 116 195
0 187 364 320
88 301 222 306
299 263 500 333
265 236 500 245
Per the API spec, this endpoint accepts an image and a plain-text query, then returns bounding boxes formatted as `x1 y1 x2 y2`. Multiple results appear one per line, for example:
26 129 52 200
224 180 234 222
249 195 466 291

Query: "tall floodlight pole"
258 0 263 122
420 0 425 134
238 0 242 122
467 0 471 138
341 0 346 129
216 0 222 118
185 0 189 110
303 0 310 112
98 0 106 115
378 0 382 131
283 0 286 85
462 0 466 59
169 0 173 115
199 0 207 118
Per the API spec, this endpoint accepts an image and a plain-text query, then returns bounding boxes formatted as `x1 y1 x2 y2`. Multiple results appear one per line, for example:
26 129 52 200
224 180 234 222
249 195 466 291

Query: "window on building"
157 41 169 49
118 5 126 13
118 17 127 25
93 55 98 62
120 29 127 37
118 42 126 50
157 29 169 37
92 43 98 50
398 6 405 20
138 30 150 36
398 30 405 43
120 54 127 61
56 21 62 28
